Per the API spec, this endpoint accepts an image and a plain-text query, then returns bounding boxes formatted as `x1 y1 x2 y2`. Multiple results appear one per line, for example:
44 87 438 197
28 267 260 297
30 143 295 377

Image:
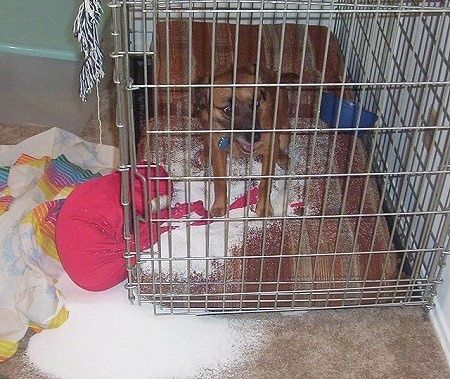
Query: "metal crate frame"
109 0 450 314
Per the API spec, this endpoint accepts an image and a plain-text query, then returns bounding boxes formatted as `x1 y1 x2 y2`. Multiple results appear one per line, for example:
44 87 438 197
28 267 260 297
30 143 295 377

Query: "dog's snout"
239 108 262 144
245 131 261 144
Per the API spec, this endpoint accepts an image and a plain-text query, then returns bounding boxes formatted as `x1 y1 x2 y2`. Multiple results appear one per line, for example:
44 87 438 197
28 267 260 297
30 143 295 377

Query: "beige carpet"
1 307 449 379
1 64 450 379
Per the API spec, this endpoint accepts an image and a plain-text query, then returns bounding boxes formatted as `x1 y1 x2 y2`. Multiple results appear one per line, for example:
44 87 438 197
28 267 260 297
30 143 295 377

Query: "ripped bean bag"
56 165 172 291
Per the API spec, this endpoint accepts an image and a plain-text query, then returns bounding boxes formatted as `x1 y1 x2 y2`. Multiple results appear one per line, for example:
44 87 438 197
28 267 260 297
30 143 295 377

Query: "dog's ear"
255 65 272 101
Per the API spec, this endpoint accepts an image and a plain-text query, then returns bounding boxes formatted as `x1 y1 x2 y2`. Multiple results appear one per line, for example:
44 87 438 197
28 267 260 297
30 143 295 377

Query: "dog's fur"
194 65 290 217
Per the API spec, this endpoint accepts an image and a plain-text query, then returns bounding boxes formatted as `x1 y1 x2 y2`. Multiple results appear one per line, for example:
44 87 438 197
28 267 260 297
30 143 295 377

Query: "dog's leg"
277 148 290 171
210 138 228 217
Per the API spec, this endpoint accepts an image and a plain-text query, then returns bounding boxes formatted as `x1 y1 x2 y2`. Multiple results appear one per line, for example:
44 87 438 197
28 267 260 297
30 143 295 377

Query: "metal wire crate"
109 0 450 314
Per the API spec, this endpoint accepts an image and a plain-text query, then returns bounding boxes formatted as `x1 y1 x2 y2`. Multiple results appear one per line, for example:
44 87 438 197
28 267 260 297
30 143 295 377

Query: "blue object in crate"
320 92 378 136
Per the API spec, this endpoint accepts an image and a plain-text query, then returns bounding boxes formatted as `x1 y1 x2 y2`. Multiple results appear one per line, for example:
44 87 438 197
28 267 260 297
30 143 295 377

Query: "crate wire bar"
109 0 450 314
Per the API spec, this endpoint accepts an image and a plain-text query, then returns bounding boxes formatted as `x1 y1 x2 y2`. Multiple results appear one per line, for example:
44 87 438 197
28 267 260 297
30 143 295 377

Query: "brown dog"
194 65 290 217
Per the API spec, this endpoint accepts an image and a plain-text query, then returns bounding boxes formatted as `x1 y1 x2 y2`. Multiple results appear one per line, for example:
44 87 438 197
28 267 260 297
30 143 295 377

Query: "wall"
0 0 111 132
432 227 450 365
0 0 110 60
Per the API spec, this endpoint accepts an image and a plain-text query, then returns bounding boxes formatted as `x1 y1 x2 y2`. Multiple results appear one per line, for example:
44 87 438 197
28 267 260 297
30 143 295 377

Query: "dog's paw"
210 202 227 217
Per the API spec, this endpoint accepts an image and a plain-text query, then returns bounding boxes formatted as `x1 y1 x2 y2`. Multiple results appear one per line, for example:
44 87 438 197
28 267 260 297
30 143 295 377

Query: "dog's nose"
245 131 261 144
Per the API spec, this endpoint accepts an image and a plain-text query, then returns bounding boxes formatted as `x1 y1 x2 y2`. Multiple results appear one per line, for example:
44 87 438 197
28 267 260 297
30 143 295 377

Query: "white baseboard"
431 300 450 367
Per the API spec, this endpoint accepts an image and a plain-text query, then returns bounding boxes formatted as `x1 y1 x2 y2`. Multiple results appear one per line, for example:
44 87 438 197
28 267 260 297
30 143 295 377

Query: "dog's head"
194 65 269 153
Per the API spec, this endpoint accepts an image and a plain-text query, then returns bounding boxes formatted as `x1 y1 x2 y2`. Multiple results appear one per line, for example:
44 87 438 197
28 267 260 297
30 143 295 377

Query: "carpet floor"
1 306 449 379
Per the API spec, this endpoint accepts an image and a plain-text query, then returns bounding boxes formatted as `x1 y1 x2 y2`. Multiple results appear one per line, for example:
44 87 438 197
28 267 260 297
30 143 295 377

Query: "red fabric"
56 165 172 291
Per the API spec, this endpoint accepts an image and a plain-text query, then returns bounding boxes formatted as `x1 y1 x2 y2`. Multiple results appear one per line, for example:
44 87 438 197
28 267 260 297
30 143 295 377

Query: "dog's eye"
222 105 232 115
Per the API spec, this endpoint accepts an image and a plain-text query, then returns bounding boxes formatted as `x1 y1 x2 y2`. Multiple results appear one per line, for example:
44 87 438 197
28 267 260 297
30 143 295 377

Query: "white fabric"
0 128 117 356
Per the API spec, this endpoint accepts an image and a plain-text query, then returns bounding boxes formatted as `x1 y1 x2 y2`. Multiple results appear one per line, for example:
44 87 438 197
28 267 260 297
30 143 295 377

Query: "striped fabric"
0 153 104 362
20 154 101 266
0 166 9 191
0 166 12 215
29 305 70 332
0 340 19 362
21 200 65 263
0 195 13 215
15 153 50 167
37 154 101 199
1 305 71 361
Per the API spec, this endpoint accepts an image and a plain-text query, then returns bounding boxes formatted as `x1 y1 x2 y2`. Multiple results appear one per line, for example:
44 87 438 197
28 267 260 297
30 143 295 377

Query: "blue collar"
218 135 230 150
